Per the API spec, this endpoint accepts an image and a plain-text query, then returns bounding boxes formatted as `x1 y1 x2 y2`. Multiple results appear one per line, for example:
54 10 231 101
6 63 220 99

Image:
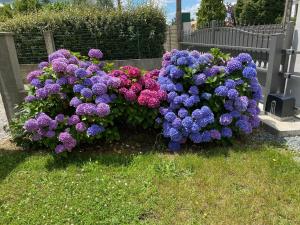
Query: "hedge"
0 6 166 64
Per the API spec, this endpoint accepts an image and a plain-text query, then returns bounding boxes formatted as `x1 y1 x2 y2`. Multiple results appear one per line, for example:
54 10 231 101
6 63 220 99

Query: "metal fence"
13 27 165 64
180 21 295 105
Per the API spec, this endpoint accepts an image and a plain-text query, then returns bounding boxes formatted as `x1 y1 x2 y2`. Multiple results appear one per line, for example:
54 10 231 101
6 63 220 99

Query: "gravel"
251 129 300 153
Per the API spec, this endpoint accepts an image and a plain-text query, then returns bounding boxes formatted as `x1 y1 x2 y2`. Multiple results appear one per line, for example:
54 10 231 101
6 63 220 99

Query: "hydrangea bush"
156 49 262 151
10 48 262 154
11 49 165 153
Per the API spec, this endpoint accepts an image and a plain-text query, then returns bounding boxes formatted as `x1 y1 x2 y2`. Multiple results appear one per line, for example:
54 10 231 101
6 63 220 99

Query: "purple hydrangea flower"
55 144 65 154
57 49 71 58
36 88 48 99
76 103 97 116
95 94 111 104
76 122 86 132
56 77 68 86
24 119 38 132
66 64 79 75
80 88 93 99
36 114 52 127
52 61 67 73
48 52 65 62
92 83 107 95
38 61 49 69
88 49 103 59
45 83 61 95
26 70 43 83
210 129 221 140
70 97 82 107
30 78 42 88
25 95 36 102
107 77 121 88
75 68 88 78
96 103 110 117
68 115 80 125
55 114 65 123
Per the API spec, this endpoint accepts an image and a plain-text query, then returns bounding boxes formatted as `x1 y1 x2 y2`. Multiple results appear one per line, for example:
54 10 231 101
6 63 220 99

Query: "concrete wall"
20 58 163 82
288 3 300 107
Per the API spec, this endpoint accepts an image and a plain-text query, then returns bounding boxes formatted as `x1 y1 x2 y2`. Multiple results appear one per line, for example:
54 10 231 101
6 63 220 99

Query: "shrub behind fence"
0 6 166 64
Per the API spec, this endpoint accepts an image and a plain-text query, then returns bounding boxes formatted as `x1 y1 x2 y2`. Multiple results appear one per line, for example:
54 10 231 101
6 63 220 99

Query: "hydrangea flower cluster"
109 66 167 108
157 50 262 151
23 49 119 154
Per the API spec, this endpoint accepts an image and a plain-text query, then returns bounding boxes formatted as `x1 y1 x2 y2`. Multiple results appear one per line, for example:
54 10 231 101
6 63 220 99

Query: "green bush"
0 5 166 64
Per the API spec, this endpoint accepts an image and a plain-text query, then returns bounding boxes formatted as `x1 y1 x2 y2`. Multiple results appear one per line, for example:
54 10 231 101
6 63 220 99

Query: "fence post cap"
0 32 14 36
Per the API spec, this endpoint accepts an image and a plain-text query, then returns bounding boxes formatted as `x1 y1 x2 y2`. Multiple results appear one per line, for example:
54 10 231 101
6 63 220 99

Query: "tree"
235 0 285 25
13 0 41 13
196 0 226 28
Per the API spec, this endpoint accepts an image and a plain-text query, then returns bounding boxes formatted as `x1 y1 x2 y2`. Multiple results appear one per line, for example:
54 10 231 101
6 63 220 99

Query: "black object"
265 94 295 118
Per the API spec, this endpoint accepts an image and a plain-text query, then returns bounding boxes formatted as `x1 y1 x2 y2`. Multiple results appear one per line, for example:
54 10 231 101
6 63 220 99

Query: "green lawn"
1 135 300 224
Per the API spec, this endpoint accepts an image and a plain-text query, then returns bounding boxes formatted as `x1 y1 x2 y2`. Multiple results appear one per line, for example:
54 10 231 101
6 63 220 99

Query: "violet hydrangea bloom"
88 49 103 59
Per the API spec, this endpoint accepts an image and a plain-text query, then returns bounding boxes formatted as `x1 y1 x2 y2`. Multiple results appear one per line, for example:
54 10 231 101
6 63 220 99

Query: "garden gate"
180 21 295 107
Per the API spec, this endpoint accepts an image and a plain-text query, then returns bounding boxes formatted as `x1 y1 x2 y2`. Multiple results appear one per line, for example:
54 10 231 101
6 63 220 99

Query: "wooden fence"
180 21 295 106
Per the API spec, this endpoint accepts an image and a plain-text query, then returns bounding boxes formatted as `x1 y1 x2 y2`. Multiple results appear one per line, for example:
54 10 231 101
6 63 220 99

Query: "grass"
1 134 300 224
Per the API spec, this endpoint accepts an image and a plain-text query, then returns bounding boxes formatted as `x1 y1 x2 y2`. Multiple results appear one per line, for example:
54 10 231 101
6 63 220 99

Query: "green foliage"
0 5 166 63
0 4 13 22
13 0 41 13
196 0 226 28
235 0 285 25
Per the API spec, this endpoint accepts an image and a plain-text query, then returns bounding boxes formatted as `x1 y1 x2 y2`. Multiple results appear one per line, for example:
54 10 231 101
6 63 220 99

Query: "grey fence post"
0 32 25 122
282 21 295 72
43 31 56 54
211 20 217 44
263 33 285 109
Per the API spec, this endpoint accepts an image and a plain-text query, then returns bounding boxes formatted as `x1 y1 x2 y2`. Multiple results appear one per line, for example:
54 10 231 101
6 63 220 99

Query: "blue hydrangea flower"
87 124 105 136
242 67 257 79
168 141 181 151
219 113 233 126
227 89 239 100
81 88 93 99
182 116 193 128
225 79 236 89
73 84 85 93
236 53 252 63
189 86 199 95
215 86 228 97
178 108 189 118
165 112 177 122
226 59 243 73
221 127 232 138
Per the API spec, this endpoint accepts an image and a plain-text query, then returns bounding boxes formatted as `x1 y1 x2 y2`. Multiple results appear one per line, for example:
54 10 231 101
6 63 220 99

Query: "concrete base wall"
20 58 163 83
